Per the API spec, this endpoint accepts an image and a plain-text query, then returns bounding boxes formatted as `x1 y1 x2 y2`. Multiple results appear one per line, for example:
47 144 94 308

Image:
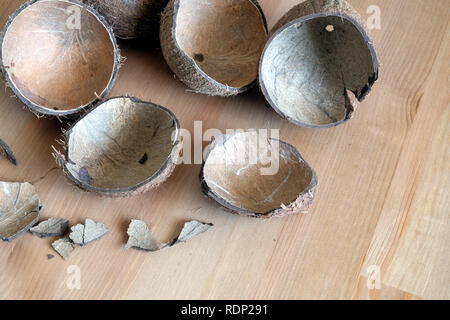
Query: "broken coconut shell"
83 0 169 41
69 218 108 246
0 182 41 241
200 132 318 218
0 0 120 116
125 219 213 251
259 0 379 128
0 138 17 166
52 237 75 259
160 0 268 96
30 217 69 238
56 96 181 196
168 220 213 246
125 219 162 251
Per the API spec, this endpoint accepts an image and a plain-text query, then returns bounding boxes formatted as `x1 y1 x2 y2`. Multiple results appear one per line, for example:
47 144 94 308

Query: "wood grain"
0 0 448 300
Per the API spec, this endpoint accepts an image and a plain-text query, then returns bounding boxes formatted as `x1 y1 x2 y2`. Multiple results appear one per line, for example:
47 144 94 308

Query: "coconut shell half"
200 132 318 218
56 96 181 196
259 0 379 128
160 0 268 96
0 0 120 116
83 0 169 41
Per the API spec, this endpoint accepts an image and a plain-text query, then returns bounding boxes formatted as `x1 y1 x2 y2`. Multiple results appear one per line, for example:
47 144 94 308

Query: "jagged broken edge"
52 95 182 197
199 134 319 219
258 0 379 129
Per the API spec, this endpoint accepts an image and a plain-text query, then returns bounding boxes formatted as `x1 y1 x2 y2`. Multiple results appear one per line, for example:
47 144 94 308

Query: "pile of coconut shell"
160 0 378 127
0 0 379 228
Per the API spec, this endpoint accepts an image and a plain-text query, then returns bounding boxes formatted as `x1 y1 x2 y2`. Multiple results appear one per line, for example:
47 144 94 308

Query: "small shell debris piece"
0 138 17 166
169 220 214 246
69 219 109 246
52 238 75 260
126 219 213 251
125 219 162 251
0 182 40 241
69 224 84 245
30 218 69 238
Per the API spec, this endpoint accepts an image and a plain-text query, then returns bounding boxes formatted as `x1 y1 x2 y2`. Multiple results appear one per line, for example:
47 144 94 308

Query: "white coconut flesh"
1 0 116 112
175 0 267 88
65 98 178 190
203 132 315 213
260 15 375 127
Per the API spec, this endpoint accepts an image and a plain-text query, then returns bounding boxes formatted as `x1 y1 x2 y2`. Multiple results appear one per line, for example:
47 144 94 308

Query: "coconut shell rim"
1 208 40 241
0 138 18 165
0 0 121 117
58 95 181 195
259 12 379 129
169 0 268 94
199 133 318 218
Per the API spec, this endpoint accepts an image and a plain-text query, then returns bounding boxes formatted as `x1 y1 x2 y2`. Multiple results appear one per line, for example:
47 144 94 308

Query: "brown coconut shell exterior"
0 0 121 117
83 0 168 41
160 0 268 96
259 0 379 128
55 96 182 197
200 134 318 219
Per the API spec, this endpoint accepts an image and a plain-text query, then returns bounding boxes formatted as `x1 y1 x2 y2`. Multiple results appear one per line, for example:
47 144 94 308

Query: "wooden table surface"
0 0 448 300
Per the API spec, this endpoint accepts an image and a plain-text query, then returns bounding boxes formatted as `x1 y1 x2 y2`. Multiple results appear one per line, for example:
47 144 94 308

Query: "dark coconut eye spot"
139 153 148 165
194 53 204 62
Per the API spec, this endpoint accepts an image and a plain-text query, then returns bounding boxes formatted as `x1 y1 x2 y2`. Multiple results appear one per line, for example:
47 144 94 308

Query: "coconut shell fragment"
30 218 69 238
52 238 75 260
0 0 120 116
126 219 213 251
125 219 162 251
160 0 268 96
83 0 169 40
56 96 181 196
200 132 318 218
0 138 17 166
259 0 379 128
69 219 108 246
0 182 41 241
168 220 214 246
